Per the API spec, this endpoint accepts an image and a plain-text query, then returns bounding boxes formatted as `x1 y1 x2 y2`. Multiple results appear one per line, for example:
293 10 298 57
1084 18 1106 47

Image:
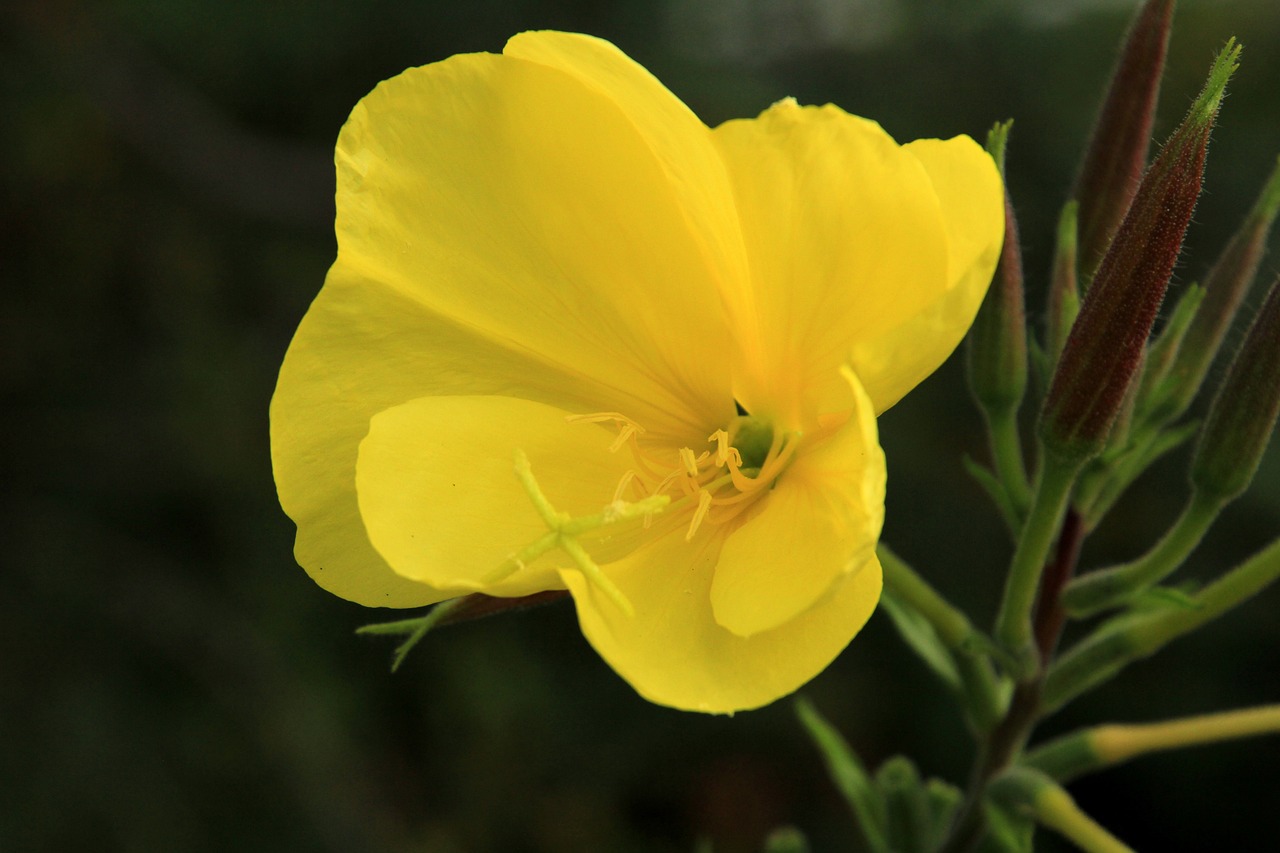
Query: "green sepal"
794 698 890 853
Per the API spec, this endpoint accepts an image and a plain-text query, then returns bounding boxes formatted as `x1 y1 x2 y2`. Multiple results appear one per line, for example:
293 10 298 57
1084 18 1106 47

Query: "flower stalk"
989 768 1135 853
1025 704 1280 783
1063 489 1221 617
993 455 1083 677
1044 536 1280 712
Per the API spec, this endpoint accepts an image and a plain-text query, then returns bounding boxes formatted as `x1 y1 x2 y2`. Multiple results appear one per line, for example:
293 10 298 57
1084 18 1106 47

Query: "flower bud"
1072 0 1176 281
1154 157 1280 423
1190 277 1280 502
1039 43 1239 463
1047 201 1080 365
967 122 1028 415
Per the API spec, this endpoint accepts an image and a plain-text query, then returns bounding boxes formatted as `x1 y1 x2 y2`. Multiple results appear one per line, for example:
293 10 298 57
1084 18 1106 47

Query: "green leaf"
962 454 1020 534
879 587 962 691
794 698 890 853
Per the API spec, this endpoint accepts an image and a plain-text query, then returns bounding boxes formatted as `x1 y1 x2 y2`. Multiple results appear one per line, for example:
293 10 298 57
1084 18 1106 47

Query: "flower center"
567 410 799 540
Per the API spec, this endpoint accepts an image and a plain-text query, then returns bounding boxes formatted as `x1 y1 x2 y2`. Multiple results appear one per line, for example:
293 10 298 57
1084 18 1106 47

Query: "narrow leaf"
795 698 890 853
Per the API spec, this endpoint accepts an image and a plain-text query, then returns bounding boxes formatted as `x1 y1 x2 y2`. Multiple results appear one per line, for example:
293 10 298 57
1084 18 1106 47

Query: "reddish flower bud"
1040 43 1240 463
1072 0 1176 281
1191 277 1280 502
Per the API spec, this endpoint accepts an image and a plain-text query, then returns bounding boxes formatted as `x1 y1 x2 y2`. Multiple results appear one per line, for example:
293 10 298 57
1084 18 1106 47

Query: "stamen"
565 411 646 431
709 429 741 468
707 497 759 527
566 411 801 541
566 412 647 454
679 447 700 477
611 469 638 503
686 489 714 541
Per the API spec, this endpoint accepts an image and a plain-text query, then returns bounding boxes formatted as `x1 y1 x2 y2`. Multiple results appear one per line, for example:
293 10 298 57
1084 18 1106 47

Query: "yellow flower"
270 31 1003 713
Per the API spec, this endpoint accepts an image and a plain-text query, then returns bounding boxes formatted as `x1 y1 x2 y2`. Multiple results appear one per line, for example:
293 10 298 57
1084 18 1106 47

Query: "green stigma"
730 416 774 471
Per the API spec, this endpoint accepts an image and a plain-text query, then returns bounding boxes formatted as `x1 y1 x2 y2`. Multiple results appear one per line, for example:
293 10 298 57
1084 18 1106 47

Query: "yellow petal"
503 31 750 292
849 136 1004 411
335 48 736 442
356 395 637 596
711 100 951 427
562 529 882 714
271 265 612 608
273 42 749 605
710 368 885 636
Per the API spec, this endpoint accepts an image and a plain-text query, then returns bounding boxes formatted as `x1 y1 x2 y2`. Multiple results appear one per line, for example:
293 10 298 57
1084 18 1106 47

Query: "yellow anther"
565 411 646 431
679 447 700 477
686 489 715 540
610 422 638 453
567 412 647 454
707 429 745 469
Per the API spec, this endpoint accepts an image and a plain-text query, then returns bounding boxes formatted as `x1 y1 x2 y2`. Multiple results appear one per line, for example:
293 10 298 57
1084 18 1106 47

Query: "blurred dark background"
3 0 1278 851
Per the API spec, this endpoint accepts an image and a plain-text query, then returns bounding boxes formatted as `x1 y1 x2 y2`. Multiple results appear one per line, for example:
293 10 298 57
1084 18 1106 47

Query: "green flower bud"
1155 157 1280 423
1072 0 1176 282
968 121 1028 415
1190 277 1280 501
1039 42 1239 463
1047 201 1080 365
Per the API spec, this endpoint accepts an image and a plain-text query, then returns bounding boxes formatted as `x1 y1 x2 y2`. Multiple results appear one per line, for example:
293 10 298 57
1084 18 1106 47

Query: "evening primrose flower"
270 31 1003 713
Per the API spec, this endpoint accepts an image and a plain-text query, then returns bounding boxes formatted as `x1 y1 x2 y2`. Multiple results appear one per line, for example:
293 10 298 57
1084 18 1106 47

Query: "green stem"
940 498 1088 853
1044 536 1280 711
988 408 1032 516
1078 420 1200 527
994 454 1083 676
1065 490 1222 616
